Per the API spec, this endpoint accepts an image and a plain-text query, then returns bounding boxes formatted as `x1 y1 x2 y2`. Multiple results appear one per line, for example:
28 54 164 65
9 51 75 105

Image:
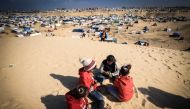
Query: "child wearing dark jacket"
96 55 119 83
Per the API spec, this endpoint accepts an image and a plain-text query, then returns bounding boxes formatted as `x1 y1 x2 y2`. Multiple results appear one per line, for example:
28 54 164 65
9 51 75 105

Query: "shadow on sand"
41 73 79 109
41 95 67 109
50 73 79 90
138 87 190 109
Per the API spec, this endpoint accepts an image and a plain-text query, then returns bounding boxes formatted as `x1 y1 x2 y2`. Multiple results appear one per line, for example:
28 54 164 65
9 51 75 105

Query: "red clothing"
79 67 97 91
65 93 88 109
114 76 134 102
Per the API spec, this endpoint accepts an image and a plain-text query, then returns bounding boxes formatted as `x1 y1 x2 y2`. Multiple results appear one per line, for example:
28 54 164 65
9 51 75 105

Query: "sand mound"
0 36 190 109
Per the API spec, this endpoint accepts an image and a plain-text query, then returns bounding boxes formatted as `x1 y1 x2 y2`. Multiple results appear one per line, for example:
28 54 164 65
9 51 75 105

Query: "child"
65 85 89 109
98 55 119 82
79 57 105 109
107 64 134 102
100 30 108 41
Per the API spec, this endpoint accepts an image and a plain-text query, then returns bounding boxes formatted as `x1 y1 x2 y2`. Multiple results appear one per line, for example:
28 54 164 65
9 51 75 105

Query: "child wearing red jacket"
79 57 105 109
107 64 134 102
65 85 89 109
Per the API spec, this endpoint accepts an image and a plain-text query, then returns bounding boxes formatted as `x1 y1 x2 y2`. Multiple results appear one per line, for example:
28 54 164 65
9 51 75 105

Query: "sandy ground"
0 10 190 109
0 35 190 109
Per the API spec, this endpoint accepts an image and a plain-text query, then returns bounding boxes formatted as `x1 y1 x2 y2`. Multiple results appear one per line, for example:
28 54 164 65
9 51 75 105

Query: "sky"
0 0 190 10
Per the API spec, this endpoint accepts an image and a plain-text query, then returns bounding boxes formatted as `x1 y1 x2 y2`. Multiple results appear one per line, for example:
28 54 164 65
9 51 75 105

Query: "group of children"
65 55 134 109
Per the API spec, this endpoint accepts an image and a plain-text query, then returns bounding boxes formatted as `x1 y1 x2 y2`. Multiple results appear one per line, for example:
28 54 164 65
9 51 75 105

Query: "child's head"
120 64 132 76
80 57 96 71
106 55 116 65
71 85 88 99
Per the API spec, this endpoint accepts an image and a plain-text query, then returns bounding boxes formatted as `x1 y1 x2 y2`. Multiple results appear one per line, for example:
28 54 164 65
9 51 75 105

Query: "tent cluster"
0 15 41 37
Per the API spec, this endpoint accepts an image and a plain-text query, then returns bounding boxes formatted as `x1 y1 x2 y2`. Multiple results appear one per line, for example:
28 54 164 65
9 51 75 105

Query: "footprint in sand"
176 71 183 79
142 99 146 107
165 59 169 63
172 64 177 67
105 104 112 109
162 63 171 70
176 71 182 75
167 65 172 70
177 75 181 79
144 60 149 64
152 57 157 61
147 52 152 57
172 52 177 56
183 57 187 60
169 56 172 59
183 80 190 86
179 61 184 65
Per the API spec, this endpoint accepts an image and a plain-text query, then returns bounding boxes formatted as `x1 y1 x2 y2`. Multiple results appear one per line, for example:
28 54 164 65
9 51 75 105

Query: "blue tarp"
23 27 32 32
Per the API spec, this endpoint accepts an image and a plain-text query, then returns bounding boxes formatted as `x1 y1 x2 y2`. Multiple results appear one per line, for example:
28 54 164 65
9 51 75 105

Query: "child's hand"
104 71 110 75
108 72 112 78
96 83 101 86
87 103 91 109
89 86 94 92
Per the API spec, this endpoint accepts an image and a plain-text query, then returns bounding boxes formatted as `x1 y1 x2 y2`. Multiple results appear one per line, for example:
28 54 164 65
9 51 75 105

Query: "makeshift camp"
135 40 149 46
170 32 181 38
11 27 22 33
72 28 85 33
164 28 172 32
72 28 86 38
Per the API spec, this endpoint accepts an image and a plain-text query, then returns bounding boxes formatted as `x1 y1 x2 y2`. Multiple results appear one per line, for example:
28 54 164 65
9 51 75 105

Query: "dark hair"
120 64 131 76
106 55 116 62
68 85 88 99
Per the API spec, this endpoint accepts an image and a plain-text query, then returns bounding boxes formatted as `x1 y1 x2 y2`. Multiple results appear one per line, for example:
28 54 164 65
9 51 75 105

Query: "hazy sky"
1 0 190 10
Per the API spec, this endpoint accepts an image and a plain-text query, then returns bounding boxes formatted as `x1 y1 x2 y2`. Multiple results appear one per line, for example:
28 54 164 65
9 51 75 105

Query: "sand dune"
0 36 190 109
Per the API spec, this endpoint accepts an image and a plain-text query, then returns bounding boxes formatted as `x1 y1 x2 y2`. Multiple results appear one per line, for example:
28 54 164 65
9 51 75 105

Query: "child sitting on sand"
107 64 134 102
79 57 105 109
96 55 119 83
65 85 89 109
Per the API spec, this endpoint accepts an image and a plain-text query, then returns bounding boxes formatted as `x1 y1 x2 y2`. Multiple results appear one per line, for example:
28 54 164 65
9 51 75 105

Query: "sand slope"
0 36 190 109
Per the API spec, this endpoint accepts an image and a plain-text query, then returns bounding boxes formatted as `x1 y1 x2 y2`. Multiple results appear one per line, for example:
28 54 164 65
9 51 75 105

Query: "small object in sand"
134 40 149 46
170 32 181 38
9 64 14 68
122 42 128 45
152 23 157 26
